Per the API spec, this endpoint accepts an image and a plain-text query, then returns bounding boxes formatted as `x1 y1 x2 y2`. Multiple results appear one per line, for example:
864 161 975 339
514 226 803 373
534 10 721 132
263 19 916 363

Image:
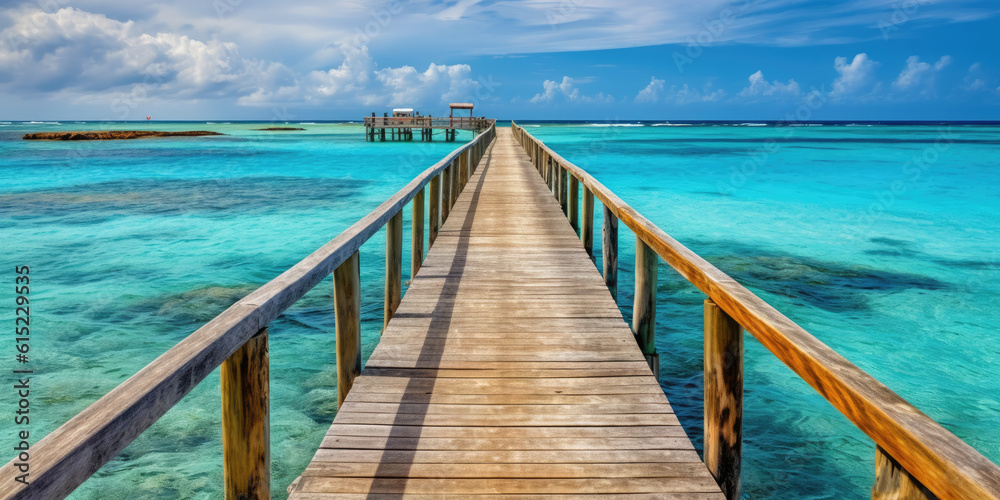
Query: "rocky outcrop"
23 131 224 140
255 127 306 131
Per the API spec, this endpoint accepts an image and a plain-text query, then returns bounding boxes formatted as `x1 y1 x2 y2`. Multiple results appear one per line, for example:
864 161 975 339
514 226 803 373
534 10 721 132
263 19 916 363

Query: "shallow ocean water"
0 120 998 498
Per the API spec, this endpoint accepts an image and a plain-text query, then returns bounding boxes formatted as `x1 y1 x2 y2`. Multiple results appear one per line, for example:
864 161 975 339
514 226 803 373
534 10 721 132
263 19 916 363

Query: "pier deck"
288 129 724 498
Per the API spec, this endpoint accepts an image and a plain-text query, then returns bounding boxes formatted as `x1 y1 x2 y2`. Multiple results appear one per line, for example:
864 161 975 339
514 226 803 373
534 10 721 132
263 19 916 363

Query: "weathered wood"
633 237 658 375
290 128 723 499
570 175 580 231
704 300 743 500
512 123 1000 500
412 187 425 276
441 161 452 222
335 251 361 409
451 157 460 208
603 204 618 301
582 187 595 260
874 446 937 500
460 150 469 190
221 327 270 500
429 175 440 246
384 211 402 328
560 166 569 215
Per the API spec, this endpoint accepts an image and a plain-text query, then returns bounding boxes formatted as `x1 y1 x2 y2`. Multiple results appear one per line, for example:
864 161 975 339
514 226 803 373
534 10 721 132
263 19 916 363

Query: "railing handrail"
511 121 1000 500
0 122 496 500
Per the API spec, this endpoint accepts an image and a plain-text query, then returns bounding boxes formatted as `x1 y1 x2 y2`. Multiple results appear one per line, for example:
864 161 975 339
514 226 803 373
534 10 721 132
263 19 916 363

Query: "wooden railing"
363 115 491 131
0 123 497 500
511 122 1000 500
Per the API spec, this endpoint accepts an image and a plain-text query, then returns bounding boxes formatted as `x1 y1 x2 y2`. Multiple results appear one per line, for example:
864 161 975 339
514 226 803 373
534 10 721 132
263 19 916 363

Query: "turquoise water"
0 120 997 498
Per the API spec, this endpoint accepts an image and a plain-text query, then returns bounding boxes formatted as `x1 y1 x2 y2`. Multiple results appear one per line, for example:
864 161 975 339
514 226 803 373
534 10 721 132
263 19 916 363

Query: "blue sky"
0 0 998 120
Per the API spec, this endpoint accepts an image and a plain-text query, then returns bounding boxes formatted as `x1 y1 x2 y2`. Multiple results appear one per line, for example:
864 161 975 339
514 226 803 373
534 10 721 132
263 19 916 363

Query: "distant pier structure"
364 103 490 142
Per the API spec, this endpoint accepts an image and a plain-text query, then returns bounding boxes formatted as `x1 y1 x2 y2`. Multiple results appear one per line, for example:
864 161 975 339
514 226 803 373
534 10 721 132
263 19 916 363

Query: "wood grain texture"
633 238 659 375
603 204 619 302
385 211 403 329
582 186 595 261
429 175 440 247
874 446 938 500
570 175 580 231
511 123 1000 500
335 251 361 409
288 127 722 499
411 188 424 277
441 161 452 223
704 300 742 500
222 328 270 500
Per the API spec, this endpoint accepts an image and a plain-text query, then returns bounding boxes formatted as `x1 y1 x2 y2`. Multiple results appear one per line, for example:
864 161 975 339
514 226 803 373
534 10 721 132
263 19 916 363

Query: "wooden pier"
3 123 1000 500
364 115 492 142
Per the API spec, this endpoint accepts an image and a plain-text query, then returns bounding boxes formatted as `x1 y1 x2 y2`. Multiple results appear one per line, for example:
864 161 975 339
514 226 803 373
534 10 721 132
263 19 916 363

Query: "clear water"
0 121 997 499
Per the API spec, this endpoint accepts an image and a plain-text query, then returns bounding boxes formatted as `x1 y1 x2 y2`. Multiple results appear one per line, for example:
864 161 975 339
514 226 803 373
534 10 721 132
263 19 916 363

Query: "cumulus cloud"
634 77 665 103
0 7 481 111
831 53 878 99
530 76 614 104
893 55 952 92
669 83 726 105
739 70 801 98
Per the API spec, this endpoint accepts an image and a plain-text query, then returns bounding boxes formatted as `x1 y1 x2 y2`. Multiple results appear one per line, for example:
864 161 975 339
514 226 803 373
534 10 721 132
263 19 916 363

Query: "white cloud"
893 55 952 92
739 70 801 98
831 53 878 99
0 7 481 111
669 83 726 105
634 77 665 103
530 76 614 104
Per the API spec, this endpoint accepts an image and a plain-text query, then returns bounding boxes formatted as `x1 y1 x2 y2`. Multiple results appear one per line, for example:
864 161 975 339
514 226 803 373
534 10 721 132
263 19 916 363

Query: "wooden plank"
704 299 743 500
570 174 580 231
289 128 722 499
511 123 1000 500
874 446 937 500
221 328 269 500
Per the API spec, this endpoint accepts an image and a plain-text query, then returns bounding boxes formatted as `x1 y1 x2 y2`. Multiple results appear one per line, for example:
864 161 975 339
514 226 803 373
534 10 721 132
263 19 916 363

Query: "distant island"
23 131 224 141
255 127 306 131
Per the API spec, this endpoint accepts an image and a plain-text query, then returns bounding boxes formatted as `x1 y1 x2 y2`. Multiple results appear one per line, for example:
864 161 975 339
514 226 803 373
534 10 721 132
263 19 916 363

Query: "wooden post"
873 446 936 500
334 251 361 409
633 238 658 375
704 299 743 500
582 187 594 260
221 327 270 500
569 175 579 232
429 175 440 246
460 151 468 190
559 167 568 215
442 162 452 223
385 211 402 329
451 157 460 207
603 205 618 301
412 187 424 276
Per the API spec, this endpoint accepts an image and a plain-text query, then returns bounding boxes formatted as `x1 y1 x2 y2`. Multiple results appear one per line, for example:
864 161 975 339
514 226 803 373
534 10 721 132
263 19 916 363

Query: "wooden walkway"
288 129 725 498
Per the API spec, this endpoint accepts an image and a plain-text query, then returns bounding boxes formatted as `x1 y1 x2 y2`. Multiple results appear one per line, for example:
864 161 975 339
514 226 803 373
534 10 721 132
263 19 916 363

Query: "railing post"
460 150 469 191
385 211 402 328
412 187 424 276
451 156 460 206
873 446 935 500
704 299 743 500
603 205 618 301
582 187 594 260
442 161 452 222
569 175 579 232
633 238 658 375
429 175 440 246
221 327 270 500
559 166 568 215
334 251 361 409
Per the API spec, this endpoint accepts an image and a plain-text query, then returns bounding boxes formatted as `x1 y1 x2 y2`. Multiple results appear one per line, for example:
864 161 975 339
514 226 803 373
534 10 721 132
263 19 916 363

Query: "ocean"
1 120 998 499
